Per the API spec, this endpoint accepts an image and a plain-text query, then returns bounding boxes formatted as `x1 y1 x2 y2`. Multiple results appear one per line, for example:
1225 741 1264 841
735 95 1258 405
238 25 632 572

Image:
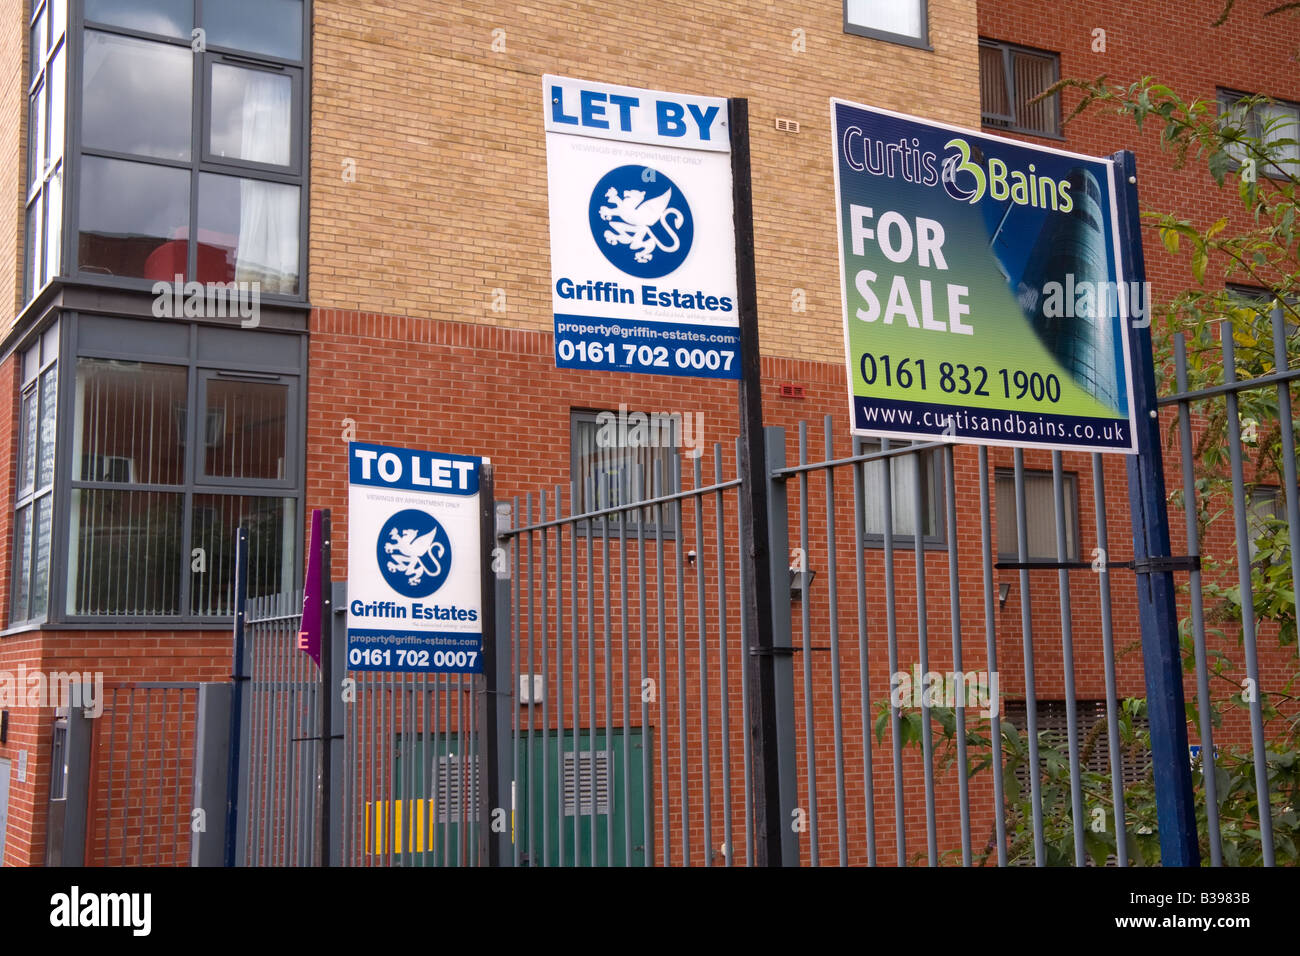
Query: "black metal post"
223 527 250 868
318 510 333 866
1112 150 1200 866
478 463 505 867
729 97 785 867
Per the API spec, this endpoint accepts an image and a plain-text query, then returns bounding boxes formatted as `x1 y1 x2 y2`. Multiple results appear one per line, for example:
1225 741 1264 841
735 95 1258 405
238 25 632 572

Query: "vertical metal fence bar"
620 488 632 867
672 464 689 865
880 439 905 865
525 496 535 867
1051 451 1086 866
943 444 971 866
1273 309 1300 697
913 453 937 866
458 673 466 867
512 496 521 868
977 447 1006 866
123 687 134 865
797 422 818 865
714 444 734 867
655 461 670 867
554 489 566 868
421 674 431 867
1091 453 1129 866
603 488 615 866
587 482 600 865
1222 326 1276 864
823 418 848 865
851 451 877 865
442 673 451 867
735 439 753 867
692 457 712 864
539 490 551 868
638 485 652 868
570 486 581 863
1013 449 1045 866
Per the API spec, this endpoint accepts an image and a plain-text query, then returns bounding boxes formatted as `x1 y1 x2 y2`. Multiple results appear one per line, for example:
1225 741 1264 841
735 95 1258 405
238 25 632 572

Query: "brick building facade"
0 0 1294 865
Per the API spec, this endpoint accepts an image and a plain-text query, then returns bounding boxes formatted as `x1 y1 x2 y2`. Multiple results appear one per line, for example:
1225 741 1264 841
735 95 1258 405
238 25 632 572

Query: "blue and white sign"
346 442 484 674
544 75 740 379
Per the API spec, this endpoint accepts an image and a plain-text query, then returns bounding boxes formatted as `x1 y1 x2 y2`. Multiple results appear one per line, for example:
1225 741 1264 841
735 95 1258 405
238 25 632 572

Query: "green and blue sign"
831 99 1139 452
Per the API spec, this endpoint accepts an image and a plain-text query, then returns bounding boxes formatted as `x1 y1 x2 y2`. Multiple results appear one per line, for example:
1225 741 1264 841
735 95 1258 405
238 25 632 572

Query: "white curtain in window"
862 453 920 537
846 0 923 38
1258 102 1300 168
236 70 296 292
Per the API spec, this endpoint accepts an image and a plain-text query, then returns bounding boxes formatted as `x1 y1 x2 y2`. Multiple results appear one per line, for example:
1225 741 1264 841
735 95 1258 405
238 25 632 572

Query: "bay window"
75 0 306 295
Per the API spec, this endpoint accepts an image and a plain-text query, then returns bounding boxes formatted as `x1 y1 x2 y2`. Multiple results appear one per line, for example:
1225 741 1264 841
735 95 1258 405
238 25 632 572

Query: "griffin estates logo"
376 509 451 598
588 165 693 278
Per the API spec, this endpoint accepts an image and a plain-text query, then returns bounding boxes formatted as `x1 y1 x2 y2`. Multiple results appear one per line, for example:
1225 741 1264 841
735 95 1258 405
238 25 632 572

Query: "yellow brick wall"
309 0 981 364
0 0 24 330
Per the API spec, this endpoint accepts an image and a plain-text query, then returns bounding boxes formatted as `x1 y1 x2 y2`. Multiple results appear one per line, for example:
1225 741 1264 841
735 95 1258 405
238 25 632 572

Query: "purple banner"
298 508 324 668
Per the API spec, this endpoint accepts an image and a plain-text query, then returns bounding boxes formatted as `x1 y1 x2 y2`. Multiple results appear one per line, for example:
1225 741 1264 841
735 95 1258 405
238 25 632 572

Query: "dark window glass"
203 0 303 60
197 173 300 293
67 489 184 616
28 84 44 189
203 379 288 480
82 31 192 161
84 0 191 39
32 497 52 619
74 358 187 485
30 7 46 76
996 470 1079 560
78 155 189 279
12 507 31 620
20 388 37 493
190 494 296 615
980 40 1060 136
210 63 292 165
38 367 57 487
571 412 679 529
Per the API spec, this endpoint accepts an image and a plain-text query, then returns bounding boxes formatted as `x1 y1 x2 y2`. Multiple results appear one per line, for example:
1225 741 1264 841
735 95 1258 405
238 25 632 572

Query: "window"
46 315 304 624
1003 699 1151 790
25 0 68 302
996 468 1079 561
76 0 306 294
1247 487 1285 562
11 324 60 625
844 0 928 48
979 39 1060 137
854 437 944 547
1218 89 1300 179
571 410 679 532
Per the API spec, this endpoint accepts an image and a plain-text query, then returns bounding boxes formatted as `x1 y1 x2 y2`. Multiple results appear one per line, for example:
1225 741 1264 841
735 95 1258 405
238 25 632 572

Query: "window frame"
10 321 60 627
66 0 311 300
853 436 947 550
995 467 1081 562
979 38 1062 139
24 0 68 303
843 0 931 51
1217 88 1300 182
17 312 307 630
569 408 681 537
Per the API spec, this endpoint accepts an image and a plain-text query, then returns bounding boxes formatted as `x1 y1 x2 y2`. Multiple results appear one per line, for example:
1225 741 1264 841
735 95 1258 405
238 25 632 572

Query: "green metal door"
515 727 650 867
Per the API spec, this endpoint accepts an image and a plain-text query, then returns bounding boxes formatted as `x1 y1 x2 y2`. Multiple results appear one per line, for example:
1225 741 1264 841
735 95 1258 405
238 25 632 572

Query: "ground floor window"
11 323 60 625
9 313 305 627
